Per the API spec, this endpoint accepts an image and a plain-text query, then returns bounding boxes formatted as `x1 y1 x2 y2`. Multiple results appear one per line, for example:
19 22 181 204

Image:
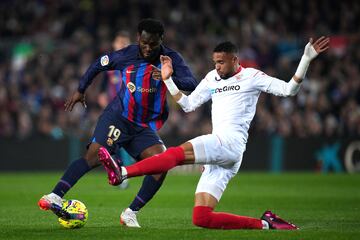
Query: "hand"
160 55 173 80
64 91 87 112
303 36 330 61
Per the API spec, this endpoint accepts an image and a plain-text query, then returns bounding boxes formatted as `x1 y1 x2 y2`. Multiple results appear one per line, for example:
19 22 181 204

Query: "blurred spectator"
0 0 359 140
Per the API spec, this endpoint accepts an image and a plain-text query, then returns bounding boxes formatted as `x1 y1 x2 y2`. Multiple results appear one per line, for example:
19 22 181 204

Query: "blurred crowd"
0 0 359 141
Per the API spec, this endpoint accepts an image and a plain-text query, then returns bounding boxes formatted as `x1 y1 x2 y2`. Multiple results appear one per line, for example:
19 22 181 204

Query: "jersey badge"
152 69 161 80
106 138 114 146
100 55 109 66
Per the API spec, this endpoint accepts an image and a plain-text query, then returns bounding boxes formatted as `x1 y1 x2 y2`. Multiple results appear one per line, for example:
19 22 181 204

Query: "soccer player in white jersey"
98 37 329 229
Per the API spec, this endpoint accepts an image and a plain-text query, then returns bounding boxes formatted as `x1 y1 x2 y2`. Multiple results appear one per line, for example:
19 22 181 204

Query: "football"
58 200 88 229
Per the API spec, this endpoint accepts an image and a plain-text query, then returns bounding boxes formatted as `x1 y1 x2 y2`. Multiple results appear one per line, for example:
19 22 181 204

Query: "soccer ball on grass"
58 199 88 229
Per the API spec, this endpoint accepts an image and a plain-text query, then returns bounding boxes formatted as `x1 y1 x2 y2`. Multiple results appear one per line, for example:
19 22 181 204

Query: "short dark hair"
137 19 164 36
213 41 238 54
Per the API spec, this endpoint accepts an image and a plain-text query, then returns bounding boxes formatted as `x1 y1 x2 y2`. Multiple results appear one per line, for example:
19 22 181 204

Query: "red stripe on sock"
125 146 185 178
193 206 263 229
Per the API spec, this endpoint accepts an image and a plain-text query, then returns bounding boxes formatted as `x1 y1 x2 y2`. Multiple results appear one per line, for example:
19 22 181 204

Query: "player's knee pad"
192 206 213 228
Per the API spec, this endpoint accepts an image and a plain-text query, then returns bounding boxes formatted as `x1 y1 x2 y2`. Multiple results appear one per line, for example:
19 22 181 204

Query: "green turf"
0 172 359 240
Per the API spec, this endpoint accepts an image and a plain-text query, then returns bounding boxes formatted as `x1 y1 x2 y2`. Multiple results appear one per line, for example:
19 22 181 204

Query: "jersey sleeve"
177 77 211 112
251 70 274 92
170 52 198 91
78 51 126 94
252 70 301 97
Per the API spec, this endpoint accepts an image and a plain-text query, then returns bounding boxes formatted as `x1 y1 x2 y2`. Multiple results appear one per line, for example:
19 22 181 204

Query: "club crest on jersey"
127 82 136 93
100 55 109 66
106 138 114 146
152 70 161 80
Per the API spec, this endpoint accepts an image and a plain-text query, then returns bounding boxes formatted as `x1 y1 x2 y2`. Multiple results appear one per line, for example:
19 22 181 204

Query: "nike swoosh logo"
126 70 135 74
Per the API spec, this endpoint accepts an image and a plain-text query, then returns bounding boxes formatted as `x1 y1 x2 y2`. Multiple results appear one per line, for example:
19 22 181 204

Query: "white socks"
262 220 270 230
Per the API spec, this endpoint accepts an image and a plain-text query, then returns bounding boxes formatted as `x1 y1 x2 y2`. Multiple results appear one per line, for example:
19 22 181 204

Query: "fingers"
313 36 330 47
313 36 330 52
160 55 165 64
314 36 326 45
64 99 74 112
318 38 330 49
160 55 172 63
318 45 330 53
64 92 86 111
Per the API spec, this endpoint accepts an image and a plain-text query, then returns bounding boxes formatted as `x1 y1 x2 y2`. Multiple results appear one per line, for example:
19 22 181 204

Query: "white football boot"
38 193 68 218
120 208 141 228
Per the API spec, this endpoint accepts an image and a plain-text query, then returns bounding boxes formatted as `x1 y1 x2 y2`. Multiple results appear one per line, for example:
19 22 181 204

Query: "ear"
233 55 239 64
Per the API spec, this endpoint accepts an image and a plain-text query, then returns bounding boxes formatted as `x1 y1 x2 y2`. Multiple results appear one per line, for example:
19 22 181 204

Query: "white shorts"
189 134 244 201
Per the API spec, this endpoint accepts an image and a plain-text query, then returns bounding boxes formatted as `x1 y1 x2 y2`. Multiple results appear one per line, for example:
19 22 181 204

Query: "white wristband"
295 56 311 79
163 77 180 95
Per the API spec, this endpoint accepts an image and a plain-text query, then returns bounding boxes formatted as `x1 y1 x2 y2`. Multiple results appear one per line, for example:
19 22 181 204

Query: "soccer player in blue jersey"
38 19 198 227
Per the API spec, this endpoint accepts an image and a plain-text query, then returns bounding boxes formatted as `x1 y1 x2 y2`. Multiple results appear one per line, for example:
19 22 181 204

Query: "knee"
192 206 213 228
84 145 101 167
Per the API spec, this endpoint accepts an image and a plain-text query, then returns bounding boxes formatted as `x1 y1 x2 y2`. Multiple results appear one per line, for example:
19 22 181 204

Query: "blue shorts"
90 108 163 160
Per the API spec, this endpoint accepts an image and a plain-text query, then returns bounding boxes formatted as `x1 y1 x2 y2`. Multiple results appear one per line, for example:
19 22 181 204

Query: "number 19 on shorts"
108 125 121 141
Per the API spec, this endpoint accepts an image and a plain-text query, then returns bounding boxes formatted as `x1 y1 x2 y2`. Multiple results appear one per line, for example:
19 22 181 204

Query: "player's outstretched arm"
263 36 330 97
159 55 211 112
160 55 184 102
293 36 330 83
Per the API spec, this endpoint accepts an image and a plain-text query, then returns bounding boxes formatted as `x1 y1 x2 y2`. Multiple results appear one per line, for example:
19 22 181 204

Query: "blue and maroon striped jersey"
78 44 198 131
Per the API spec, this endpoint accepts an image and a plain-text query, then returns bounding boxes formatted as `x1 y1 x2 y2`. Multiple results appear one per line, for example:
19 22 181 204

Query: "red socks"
125 147 185 178
193 206 263 229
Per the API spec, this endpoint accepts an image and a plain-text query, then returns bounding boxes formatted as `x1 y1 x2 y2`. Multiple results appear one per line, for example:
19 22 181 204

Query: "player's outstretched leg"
98 146 122 185
39 143 100 218
98 146 185 185
261 210 299 230
192 206 266 229
38 157 91 214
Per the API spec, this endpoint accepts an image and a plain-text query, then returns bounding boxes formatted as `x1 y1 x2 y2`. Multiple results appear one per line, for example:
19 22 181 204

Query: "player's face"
138 31 162 61
213 52 238 79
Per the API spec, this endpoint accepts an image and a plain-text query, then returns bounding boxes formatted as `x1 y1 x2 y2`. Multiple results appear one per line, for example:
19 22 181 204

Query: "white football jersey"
177 66 300 148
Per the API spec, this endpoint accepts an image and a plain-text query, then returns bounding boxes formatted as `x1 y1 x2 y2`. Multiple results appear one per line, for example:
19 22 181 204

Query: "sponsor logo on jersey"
127 82 157 93
137 87 157 93
100 55 109 66
126 69 135 74
127 82 136 93
211 85 241 94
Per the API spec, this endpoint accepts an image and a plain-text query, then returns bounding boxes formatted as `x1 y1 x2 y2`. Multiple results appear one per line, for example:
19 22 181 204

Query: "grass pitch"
0 172 359 240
